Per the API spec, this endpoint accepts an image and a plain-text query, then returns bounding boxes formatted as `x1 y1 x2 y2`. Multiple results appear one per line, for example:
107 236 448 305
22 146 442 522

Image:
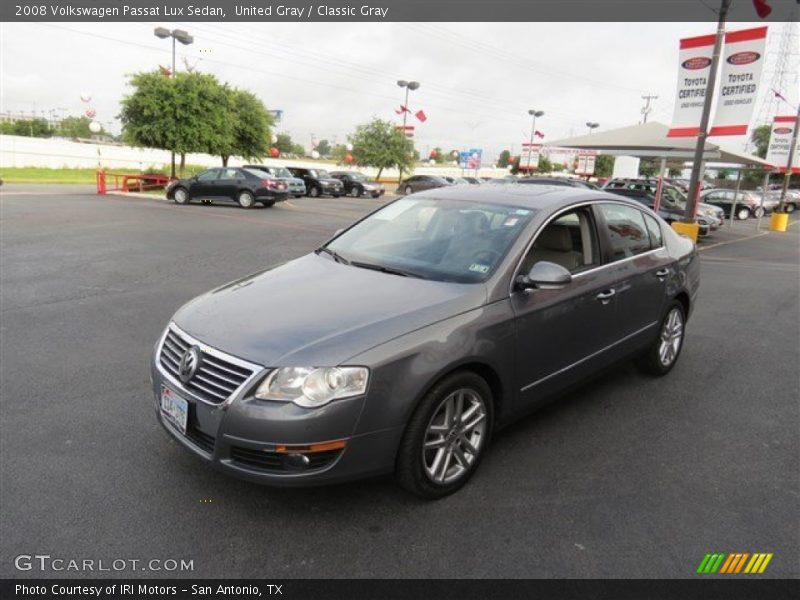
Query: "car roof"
412 182 617 210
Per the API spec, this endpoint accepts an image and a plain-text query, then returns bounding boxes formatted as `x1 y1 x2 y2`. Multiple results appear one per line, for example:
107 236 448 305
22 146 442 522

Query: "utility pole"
778 104 800 213
641 94 658 123
683 0 732 224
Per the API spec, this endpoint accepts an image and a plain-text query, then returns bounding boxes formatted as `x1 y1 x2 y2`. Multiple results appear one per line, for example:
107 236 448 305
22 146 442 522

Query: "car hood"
173 253 486 367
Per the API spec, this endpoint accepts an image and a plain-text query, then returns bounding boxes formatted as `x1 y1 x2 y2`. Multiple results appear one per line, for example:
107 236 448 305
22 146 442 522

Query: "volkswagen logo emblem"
178 346 201 383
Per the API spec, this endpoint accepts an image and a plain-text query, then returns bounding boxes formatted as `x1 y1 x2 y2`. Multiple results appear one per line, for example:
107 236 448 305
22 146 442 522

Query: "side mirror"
516 261 572 291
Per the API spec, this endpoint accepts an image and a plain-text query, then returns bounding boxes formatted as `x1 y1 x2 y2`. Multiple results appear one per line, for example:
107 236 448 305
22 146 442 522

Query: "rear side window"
598 204 651 260
643 213 663 248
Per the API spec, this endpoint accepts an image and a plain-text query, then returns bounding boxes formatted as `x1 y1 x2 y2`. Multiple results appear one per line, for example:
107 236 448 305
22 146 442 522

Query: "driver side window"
197 170 218 182
520 207 599 275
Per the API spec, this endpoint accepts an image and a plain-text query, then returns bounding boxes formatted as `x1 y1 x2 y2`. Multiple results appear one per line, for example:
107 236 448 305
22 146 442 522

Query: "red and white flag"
709 26 768 136
534 130 545 139
668 33 716 137
765 115 800 173
395 105 409 115
415 109 427 123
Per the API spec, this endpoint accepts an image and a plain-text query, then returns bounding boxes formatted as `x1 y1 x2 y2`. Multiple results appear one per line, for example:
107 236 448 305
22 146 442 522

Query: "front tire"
237 190 255 209
635 300 686 376
309 186 320 198
173 187 190 205
350 186 362 198
396 371 493 499
404 185 413 195
785 203 796 214
736 207 751 220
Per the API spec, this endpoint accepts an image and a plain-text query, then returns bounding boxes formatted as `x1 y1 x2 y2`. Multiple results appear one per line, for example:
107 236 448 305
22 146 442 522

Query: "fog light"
284 453 311 471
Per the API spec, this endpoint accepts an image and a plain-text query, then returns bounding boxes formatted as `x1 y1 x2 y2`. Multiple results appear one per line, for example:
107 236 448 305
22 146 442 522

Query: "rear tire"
237 190 255 209
404 185 413 195
754 206 765 218
635 300 686 376
785 203 796 214
309 186 320 198
173 187 190 205
350 186 362 198
736 207 751 220
262 200 275 208
396 371 493 499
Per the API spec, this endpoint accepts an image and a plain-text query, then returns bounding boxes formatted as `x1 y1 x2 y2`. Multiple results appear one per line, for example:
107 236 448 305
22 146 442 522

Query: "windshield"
348 172 368 181
310 169 331 178
325 198 537 283
273 167 293 178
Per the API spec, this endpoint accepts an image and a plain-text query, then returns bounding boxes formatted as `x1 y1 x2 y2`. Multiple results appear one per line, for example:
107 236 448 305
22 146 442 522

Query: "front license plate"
160 386 188 435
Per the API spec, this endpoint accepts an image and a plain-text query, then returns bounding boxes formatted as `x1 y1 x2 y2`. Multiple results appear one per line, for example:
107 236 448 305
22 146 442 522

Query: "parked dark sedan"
152 186 698 498
287 167 344 198
329 171 385 198
399 175 452 195
700 188 767 220
243 164 307 198
166 167 289 208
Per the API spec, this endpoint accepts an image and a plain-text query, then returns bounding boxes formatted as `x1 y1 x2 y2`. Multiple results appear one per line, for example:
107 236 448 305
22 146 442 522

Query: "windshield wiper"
349 260 426 279
316 247 350 265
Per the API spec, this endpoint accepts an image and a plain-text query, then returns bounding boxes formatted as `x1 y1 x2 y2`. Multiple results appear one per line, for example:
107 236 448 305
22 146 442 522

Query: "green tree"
330 144 348 164
497 150 511 168
217 88 274 166
594 154 615 178
274 133 294 154
57 116 95 138
119 70 231 176
668 167 684 177
551 162 564 172
537 155 552 174
4 118 51 137
316 139 331 156
291 143 306 156
750 124 771 159
348 118 415 180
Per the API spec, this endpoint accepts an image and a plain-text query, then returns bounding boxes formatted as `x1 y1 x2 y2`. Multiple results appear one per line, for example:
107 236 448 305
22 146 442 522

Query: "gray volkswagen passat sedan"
152 186 699 498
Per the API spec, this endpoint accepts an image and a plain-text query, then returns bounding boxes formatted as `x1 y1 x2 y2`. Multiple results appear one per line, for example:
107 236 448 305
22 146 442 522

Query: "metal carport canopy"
545 121 771 167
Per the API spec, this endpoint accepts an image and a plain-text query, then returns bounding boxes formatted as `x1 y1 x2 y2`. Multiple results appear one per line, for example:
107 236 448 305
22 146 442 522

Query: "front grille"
230 446 341 473
159 327 256 405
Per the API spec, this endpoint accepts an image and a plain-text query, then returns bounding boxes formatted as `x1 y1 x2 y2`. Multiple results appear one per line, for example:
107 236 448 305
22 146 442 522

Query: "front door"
190 169 220 198
511 205 620 411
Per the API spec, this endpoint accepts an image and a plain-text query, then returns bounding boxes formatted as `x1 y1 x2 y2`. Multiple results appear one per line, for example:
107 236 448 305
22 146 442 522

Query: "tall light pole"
397 80 420 183
154 27 194 178
777 103 800 214
527 109 544 174
586 122 599 134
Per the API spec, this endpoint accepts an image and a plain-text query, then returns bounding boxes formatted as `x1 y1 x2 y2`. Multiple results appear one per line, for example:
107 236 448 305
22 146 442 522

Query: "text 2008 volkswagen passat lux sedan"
152 185 699 498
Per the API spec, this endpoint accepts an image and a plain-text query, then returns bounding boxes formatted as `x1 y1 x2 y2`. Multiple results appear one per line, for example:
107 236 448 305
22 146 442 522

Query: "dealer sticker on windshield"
469 263 490 274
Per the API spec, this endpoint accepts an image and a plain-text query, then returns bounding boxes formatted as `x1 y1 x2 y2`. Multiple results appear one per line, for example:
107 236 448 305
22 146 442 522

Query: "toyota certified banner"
667 33 715 137
575 151 597 175
520 143 541 169
709 26 768 136
765 115 800 173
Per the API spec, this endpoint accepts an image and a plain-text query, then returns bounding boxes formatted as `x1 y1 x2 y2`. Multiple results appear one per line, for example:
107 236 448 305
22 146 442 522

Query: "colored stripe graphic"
699 552 774 574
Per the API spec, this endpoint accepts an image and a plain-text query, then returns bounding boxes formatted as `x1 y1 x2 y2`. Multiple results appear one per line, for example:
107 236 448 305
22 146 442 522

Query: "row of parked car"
165 165 386 208
398 174 799 237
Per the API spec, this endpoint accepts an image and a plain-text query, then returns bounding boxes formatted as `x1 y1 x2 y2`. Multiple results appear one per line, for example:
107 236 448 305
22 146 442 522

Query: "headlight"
363 184 375 191
255 367 369 408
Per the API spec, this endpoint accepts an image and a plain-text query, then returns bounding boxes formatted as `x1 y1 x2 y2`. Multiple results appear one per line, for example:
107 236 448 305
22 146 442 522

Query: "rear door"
593 202 673 356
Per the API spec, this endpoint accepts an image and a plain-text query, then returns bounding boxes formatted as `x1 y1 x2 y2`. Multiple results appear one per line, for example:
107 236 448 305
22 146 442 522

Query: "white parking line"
698 232 770 251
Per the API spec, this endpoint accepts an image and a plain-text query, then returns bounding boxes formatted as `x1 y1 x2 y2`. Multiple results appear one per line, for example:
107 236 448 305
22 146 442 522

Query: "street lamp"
586 122 599 134
397 80 420 182
154 27 193 178
527 109 544 174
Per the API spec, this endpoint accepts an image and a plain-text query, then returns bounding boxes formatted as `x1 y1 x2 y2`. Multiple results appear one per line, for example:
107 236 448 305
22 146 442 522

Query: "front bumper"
150 328 401 486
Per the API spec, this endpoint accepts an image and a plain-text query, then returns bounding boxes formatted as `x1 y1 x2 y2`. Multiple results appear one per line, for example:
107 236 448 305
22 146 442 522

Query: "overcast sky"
1 21 796 160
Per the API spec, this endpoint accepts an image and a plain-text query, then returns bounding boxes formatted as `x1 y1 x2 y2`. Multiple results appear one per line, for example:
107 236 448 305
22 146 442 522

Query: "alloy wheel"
737 207 750 220
422 388 487 485
174 188 188 204
659 307 684 367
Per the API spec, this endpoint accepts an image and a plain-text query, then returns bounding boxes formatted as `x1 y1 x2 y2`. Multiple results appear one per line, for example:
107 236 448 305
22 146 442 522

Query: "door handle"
655 268 670 280
596 289 616 304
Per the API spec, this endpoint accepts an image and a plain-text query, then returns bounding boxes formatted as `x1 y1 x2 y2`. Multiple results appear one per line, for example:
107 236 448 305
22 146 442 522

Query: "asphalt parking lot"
1 184 798 579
